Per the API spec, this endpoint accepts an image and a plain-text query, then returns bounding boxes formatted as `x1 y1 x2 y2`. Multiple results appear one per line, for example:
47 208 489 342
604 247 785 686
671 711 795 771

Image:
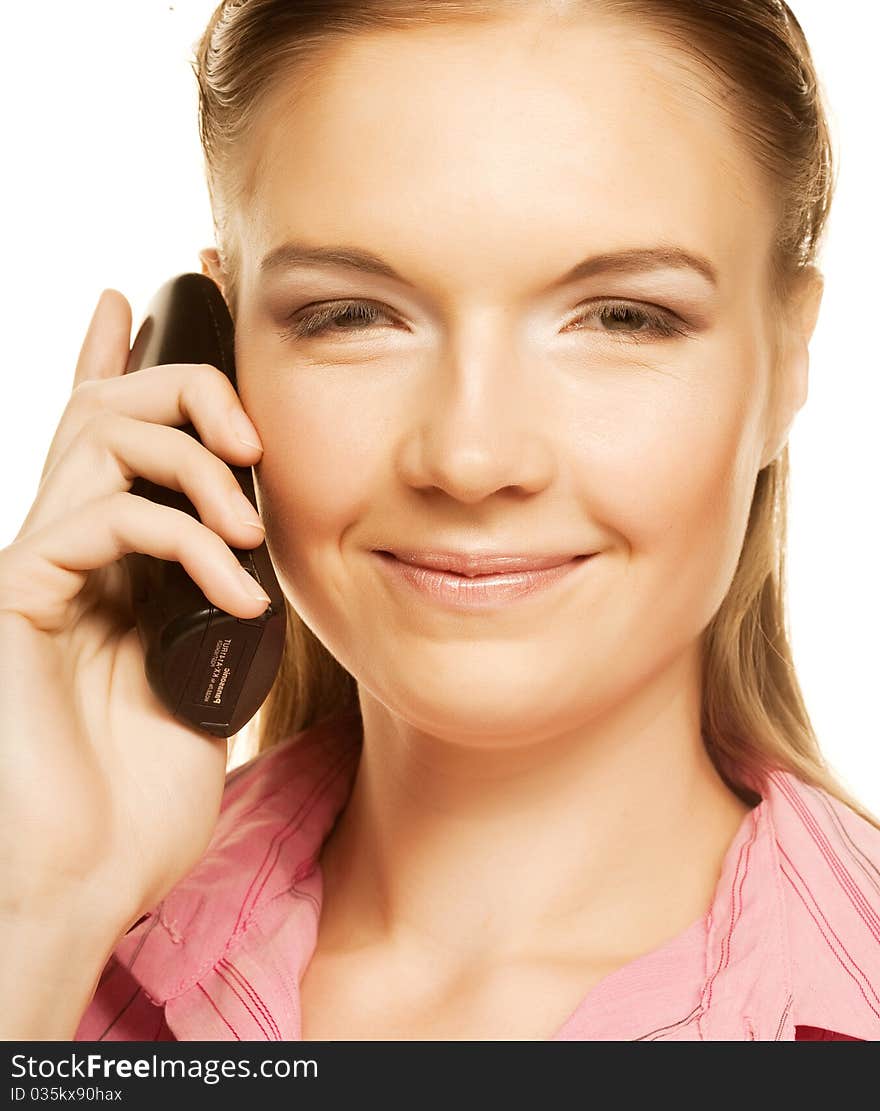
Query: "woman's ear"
199 246 226 295
792 264 824 349
759 265 824 470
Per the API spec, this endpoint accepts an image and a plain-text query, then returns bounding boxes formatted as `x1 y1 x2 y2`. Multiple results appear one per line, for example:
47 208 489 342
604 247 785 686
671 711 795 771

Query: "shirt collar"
112 711 880 1041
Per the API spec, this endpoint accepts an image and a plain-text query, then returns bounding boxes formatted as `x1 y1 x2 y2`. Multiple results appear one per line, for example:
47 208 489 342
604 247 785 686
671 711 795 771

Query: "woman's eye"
277 298 688 344
567 301 687 342
278 300 396 341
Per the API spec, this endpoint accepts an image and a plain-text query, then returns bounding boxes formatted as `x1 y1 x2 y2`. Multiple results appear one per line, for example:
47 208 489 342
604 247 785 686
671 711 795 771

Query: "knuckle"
194 361 235 399
106 488 130 516
194 361 223 386
180 364 233 421
79 407 116 447
69 379 104 414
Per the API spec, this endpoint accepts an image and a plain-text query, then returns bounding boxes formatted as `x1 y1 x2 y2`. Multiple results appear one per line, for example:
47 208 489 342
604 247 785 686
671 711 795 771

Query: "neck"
316 644 754 974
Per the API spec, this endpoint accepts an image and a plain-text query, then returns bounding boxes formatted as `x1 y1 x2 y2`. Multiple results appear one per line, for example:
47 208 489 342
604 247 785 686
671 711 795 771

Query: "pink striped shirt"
74 708 880 1041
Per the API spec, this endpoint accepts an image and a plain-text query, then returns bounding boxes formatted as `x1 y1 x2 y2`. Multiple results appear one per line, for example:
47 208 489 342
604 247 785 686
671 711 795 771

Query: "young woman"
1 0 877 1042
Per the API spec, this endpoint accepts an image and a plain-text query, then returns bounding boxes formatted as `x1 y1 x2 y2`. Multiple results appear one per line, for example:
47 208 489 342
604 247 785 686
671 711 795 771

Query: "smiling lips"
374 549 596 609
381 549 592 575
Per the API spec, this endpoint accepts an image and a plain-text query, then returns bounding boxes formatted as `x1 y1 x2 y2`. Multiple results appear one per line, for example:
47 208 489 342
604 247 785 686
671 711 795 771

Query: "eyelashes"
280 300 389 341
567 301 687 341
276 298 691 344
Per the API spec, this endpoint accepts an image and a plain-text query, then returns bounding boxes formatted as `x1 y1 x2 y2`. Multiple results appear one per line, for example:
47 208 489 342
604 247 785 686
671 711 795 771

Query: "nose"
393 336 556 504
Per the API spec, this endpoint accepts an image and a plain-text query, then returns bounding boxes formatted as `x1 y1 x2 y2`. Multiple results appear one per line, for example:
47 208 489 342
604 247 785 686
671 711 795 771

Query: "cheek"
250 374 378 546
576 360 762 632
603 385 753 539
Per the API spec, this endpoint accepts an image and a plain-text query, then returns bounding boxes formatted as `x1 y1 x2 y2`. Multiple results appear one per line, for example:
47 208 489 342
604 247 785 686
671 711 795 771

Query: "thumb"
72 288 133 389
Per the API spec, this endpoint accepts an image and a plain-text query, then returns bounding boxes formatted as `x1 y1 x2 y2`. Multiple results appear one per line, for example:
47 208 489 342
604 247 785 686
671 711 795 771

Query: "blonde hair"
191 0 880 829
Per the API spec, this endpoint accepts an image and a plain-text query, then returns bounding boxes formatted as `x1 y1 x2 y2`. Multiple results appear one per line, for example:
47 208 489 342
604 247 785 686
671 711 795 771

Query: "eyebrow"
259 241 719 290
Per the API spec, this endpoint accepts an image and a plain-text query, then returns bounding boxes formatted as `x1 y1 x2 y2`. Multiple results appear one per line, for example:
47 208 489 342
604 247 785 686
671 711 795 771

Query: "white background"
2 2 877 811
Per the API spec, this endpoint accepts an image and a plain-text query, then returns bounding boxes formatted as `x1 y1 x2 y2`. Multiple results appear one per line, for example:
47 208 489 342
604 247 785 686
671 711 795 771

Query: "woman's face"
212 15 807 743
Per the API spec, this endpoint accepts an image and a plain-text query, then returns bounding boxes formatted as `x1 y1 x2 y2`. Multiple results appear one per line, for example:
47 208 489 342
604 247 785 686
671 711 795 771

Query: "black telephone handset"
122 272 286 739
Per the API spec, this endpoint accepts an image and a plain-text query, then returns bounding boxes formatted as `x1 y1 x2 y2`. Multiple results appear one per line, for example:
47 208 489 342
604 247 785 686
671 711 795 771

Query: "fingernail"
237 565 270 603
233 490 264 532
230 408 262 449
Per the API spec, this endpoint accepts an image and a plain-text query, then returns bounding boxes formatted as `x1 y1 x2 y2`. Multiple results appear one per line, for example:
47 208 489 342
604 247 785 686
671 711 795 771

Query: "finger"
39 362 263 501
22 413 266 548
0 493 270 633
72 289 133 389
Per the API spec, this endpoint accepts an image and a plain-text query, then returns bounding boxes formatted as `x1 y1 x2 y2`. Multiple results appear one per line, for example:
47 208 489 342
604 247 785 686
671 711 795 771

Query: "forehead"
240 16 775 295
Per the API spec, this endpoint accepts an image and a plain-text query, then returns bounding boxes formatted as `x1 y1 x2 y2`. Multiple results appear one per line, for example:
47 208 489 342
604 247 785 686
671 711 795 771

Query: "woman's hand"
0 288 269 937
